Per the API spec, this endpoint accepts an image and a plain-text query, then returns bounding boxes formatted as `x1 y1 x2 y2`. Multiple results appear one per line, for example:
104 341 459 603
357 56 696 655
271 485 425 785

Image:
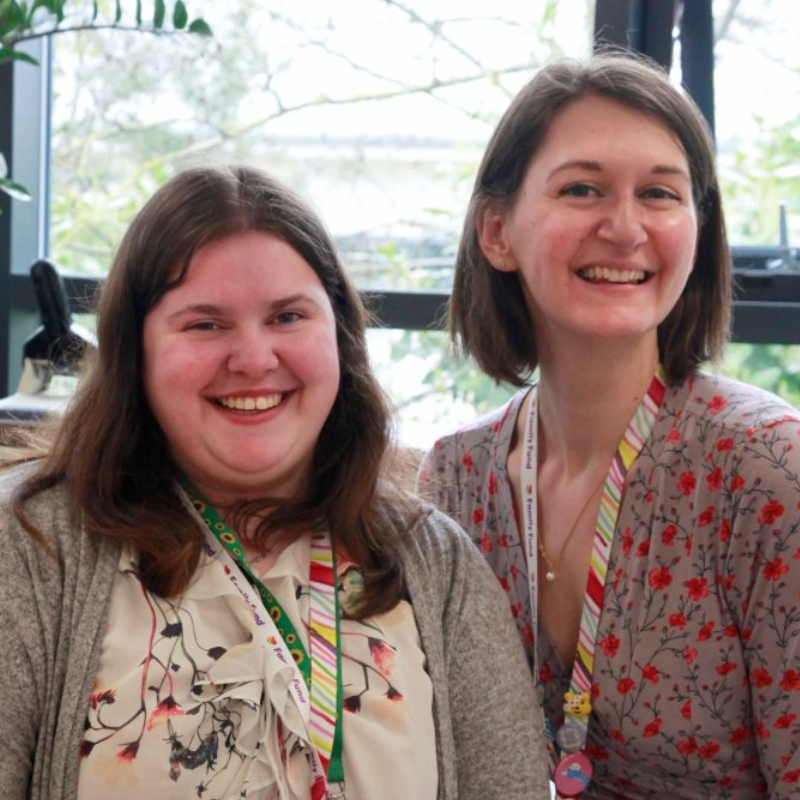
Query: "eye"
559 182 600 199
273 311 303 325
641 186 682 202
186 320 221 331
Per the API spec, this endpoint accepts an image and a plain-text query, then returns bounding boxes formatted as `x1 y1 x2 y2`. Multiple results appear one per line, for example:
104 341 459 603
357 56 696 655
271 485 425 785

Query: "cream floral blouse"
77 533 437 800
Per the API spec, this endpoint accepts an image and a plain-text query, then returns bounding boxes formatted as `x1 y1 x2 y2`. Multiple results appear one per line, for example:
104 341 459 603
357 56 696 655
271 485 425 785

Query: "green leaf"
114 0 121 23
0 177 32 202
153 0 165 29
187 17 212 36
0 46 40 65
172 0 187 29
0 1 27 38
135 0 142 26
91 0 98 21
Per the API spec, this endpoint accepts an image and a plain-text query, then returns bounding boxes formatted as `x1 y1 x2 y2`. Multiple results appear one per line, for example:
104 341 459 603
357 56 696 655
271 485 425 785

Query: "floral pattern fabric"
77 534 437 800
419 371 800 799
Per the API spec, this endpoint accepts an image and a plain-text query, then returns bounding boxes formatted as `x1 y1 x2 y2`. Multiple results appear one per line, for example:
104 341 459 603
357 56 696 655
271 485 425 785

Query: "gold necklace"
537 475 607 582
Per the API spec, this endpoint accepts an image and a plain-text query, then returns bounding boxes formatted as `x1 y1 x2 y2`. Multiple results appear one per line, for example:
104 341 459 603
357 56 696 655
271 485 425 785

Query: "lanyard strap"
521 368 666 764
181 481 345 787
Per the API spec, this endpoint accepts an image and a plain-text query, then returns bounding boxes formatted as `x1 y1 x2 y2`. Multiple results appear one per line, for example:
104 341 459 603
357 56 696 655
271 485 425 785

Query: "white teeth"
218 394 282 412
580 266 647 284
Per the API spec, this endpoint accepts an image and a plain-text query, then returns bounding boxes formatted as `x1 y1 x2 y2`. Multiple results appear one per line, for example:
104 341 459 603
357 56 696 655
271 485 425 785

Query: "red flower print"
480 533 492 553
719 518 731 542
759 500 785 525
730 475 745 492
755 720 770 741
723 623 737 638
699 741 720 759
385 686 403 702
585 743 609 761
617 677 636 694
662 525 677 545
698 622 714 642
510 564 519 579
677 737 697 754
642 664 659 684
751 668 773 688
600 633 620 658
118 741 140 761
698 506 714 527
472 507 485 525
669 612 687 628
717 438 734 451
685 577 710 601
678 471 697 496
716 662 737 676
610 728 624 743
89 688 116 709
488 471 498 495
539 663 553 683
707 395 727 414
667 428 681 443
622 527 634 557
147 695 185 730
706 467 723 492
79 740 95 760
498 576 510 593
649 566 673 590
522 623 534 646
775 713 797 729
510 602 522 618
729 726 750 744
462 452 473 472
497 534 509 547
780 670 800 691
644 717 663 737
368 637 397 677
685 646 698 665
783 770 800 784
764 557 790 581
344 695 362 713
636 540 650 557
681 700 692 719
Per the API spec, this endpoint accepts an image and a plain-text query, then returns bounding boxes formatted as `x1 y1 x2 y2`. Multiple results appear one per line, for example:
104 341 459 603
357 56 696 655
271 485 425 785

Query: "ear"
477 202 517 273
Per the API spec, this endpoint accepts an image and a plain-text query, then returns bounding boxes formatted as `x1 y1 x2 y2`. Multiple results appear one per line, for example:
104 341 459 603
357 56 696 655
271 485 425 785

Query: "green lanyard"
182 482 345 786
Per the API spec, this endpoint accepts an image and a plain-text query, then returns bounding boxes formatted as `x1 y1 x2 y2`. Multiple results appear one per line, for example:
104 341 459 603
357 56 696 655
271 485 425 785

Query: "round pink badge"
554 751 593 798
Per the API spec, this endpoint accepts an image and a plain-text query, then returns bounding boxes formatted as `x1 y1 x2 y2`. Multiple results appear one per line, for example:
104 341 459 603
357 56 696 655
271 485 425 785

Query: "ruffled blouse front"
77 534 437 800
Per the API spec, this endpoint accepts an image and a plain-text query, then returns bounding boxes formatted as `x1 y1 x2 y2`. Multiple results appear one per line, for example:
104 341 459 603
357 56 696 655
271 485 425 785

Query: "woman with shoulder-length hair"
420 52 800 798
0 164 549 800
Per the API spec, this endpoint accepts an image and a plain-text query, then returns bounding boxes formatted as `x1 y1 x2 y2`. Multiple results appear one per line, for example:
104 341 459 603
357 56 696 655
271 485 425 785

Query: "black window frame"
2 0 799 399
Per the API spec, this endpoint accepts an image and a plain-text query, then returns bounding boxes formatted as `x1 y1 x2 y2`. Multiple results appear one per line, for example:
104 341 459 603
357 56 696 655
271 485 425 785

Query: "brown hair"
13 164 409 617
451 52 731 386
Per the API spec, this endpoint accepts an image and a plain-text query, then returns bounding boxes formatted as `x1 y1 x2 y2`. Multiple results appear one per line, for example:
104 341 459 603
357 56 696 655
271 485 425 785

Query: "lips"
577 266 650 284
215 393 283 412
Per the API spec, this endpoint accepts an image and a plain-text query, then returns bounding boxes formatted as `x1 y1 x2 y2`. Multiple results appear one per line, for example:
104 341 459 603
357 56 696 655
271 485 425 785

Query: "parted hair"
13 164 409 617
451 52 731 387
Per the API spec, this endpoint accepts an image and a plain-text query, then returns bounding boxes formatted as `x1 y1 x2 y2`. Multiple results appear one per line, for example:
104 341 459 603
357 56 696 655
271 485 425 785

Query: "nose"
597 197 648 251
226 326 280 376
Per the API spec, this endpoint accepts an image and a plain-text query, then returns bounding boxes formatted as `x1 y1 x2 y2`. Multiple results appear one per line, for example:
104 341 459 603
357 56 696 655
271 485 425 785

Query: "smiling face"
142 230 340 506
479 94 699 356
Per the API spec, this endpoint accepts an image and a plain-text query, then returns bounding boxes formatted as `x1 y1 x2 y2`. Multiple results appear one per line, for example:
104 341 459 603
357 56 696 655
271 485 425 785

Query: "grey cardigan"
0 467 549 800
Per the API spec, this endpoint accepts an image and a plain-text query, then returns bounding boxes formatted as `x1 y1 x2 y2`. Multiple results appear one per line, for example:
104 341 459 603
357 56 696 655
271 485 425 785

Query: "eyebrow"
164 293 318 324
547 160 690 182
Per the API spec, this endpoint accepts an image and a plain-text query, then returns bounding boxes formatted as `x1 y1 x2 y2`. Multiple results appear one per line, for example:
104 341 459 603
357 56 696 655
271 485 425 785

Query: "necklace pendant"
545 569 556 581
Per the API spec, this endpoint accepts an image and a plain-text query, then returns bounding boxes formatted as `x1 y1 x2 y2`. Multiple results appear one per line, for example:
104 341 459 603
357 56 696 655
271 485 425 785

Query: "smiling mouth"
577 266 651 285
216 393 283 413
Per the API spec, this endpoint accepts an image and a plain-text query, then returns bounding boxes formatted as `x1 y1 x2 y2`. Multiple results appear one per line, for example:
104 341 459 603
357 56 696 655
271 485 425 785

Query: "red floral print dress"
419 371 800 799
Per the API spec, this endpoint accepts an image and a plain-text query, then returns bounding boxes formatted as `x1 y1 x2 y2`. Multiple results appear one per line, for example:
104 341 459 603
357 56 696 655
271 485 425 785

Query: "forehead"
533 94 689 170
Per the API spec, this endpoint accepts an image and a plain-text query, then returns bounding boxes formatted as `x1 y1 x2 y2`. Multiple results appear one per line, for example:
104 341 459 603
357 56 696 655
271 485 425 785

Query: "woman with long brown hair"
0 164 548 800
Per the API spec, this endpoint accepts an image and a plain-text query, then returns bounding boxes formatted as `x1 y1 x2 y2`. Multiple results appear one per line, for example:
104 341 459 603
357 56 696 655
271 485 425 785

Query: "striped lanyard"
182 482 345 793
521 367 665 797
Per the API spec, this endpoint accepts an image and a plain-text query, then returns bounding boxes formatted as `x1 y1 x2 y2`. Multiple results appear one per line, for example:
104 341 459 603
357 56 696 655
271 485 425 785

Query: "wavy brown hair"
13 164 409 617
452 52 731 387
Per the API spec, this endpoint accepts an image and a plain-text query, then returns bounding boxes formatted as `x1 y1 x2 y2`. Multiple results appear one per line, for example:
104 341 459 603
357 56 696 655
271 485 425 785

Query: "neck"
535 334 658 474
